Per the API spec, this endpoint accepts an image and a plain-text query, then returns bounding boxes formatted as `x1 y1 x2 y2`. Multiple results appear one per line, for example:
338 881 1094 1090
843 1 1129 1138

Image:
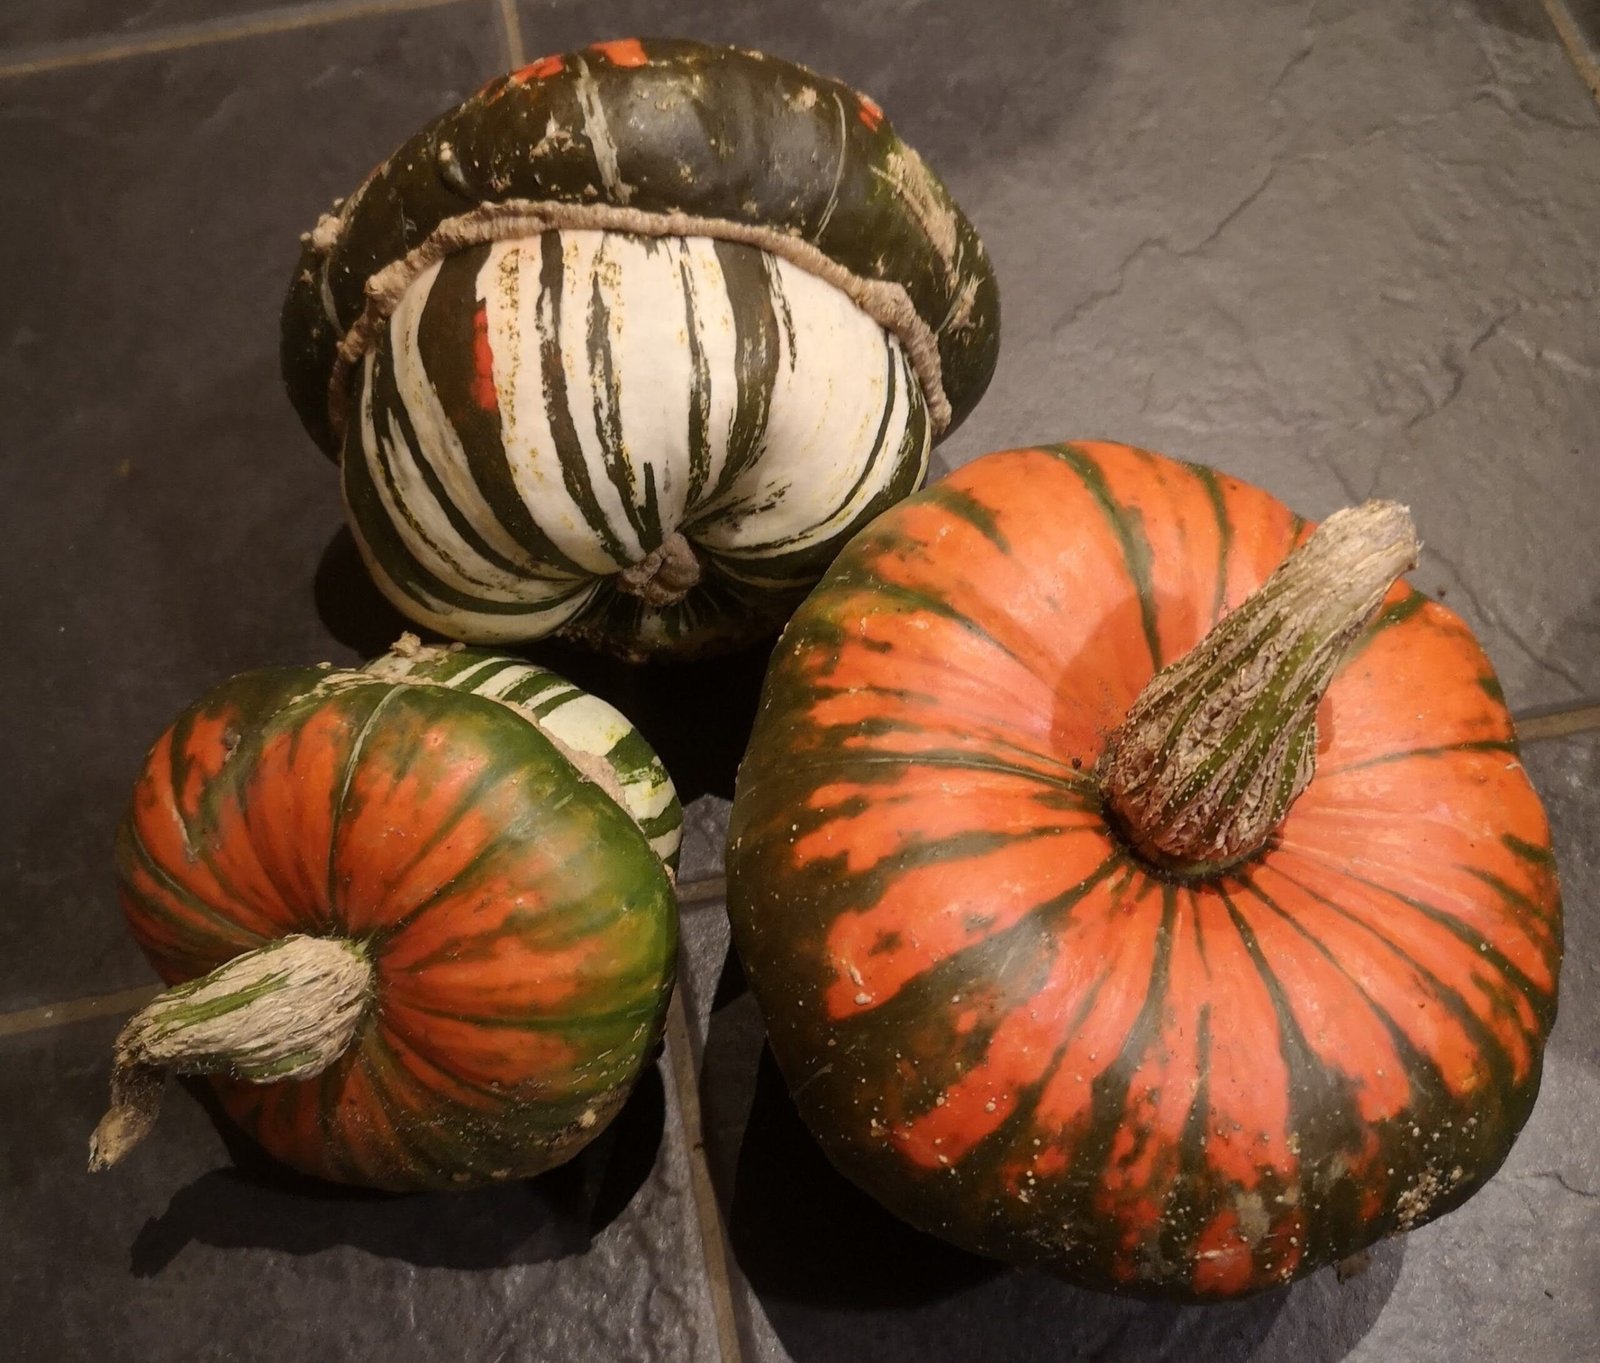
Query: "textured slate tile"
0 10 505 1009
0 1 479 54
1 0 330 52
675 795 735 1042
678 888 733 1048
935 0 1600 711
0 1015 718 1363
678 797 733 888
686 729 1599 1361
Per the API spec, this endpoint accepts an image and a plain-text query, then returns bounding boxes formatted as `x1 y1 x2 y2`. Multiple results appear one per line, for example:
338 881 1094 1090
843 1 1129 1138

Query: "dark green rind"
1050 443 1163 671
282 37 1000 458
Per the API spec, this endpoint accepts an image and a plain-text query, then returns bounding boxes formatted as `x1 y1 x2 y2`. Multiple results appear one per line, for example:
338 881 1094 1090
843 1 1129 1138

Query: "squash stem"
1097 500 1419 879
617 533 702 607
88 935 372 1172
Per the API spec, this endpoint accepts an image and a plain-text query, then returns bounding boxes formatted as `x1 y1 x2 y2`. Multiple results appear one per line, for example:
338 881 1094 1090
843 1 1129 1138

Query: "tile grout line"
0 0 472 81
1516 703 1600 745
665 987 747 1363
679 875 727 908
0 984 161 1039
3 682 1595 1042
1541 0 1600 106
494 0 525 68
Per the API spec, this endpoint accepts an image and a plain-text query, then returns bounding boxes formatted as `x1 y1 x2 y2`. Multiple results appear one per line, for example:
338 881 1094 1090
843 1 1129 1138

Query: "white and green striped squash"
283 38 1000 659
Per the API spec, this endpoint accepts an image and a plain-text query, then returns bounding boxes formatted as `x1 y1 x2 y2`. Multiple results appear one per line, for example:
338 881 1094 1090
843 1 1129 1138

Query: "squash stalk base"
1097 500 1420 874
89 935 372 1172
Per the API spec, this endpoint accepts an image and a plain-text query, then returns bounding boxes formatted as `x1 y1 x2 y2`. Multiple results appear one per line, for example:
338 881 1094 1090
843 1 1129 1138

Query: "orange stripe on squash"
111 659 675 1192
591 37 649 68
470 301 498 414
511 53 564 83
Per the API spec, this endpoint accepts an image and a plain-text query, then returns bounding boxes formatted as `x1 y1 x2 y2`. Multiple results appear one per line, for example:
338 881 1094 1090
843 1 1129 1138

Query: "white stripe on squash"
695 268 923 571
536 695 636 769
357 290 592 618
353 227 929 642
388 269 559 579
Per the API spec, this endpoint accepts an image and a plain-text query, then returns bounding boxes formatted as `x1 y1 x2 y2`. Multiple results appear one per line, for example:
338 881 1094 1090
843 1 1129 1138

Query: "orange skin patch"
591 38 649 68
125 714 315 963
470 301 498 414
1185 893 1298 1186
857 93 885 130
795 579 1076 778
1190 1209 1259 1296
1232 881 1414 1125
383 1005 582 1094
821 828 1111 1020
228 704 358 934
511 53 565 83
798 767 1094 879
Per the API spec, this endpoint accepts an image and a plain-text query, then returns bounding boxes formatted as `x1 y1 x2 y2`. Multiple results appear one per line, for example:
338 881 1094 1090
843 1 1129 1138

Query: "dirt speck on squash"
1393 1164 1468 1232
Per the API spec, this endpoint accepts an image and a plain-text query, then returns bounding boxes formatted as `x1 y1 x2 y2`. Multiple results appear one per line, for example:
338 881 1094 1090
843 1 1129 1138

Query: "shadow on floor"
709 1027 1403 1363
127 1062 666 1275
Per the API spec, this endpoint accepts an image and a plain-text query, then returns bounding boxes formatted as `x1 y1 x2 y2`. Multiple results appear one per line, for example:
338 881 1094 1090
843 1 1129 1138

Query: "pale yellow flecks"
872 144 962 280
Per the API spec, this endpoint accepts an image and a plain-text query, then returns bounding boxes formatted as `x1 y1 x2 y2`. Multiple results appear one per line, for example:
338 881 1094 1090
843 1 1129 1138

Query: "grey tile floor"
2 2 1596 1359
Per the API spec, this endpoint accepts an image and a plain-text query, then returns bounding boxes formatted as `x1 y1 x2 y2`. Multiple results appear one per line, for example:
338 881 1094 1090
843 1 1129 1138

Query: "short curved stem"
1097 501 1420 878
617 532 703 607
89 935 372 1171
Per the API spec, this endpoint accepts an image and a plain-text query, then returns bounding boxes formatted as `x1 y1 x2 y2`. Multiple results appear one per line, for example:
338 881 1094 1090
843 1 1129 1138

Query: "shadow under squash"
129 1063 666 1275
312 525 416 661
722 1044 1404 1363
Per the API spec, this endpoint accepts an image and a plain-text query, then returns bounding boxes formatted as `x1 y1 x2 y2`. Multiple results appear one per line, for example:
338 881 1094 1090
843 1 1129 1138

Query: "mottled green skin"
282 37 1000 457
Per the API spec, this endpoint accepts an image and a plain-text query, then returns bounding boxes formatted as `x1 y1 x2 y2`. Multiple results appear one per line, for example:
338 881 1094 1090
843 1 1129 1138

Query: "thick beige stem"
1097 501 1420 878
616 533 703 608
88 935 372 1171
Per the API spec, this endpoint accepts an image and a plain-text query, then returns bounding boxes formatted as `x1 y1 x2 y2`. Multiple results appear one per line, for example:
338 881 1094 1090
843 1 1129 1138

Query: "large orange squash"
726 441 1562 1299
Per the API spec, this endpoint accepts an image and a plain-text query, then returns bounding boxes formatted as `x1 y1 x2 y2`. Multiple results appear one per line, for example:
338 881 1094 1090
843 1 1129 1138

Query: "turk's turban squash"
92 638 679 1191
727 441 1562 1299
281 38 1000 659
